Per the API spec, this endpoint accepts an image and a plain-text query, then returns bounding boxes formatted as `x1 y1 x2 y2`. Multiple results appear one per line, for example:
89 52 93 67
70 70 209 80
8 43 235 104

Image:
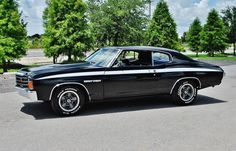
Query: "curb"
3 72 16 75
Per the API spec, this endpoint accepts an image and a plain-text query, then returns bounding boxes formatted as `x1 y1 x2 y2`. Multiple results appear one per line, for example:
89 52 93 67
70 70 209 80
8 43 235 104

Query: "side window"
152 52 171 66
124 51 138 60
113 50 152 67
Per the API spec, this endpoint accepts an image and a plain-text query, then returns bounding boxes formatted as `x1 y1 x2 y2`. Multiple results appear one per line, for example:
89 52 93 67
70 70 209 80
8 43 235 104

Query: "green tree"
181 32 188 43
87 0 149 46
0 0 27 72
222 6 236 56
187 17 202 57
200 9 228 57
146 0 182 51
43 0 93 63
28 34 43 49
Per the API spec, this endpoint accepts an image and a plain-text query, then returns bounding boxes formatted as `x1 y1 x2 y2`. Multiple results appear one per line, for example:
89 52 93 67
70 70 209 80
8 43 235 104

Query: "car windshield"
85 48 119 67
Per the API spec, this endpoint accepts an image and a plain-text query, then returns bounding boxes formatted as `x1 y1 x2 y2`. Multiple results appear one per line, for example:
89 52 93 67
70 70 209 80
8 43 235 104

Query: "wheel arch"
49 82 91 102
170 77 201 94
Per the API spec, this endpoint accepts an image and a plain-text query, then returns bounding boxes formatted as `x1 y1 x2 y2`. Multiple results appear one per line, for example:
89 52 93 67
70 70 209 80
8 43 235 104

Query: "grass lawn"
0 68 19 74
187 53 236 61
0 64 42 74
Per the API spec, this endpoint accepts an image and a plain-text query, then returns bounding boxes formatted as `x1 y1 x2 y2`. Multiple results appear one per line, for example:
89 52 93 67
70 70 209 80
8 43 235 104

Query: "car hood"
19 61 102 79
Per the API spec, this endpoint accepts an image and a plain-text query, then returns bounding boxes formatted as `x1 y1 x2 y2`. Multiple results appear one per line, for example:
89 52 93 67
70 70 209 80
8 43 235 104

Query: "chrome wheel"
178 83 195 103
58 91 80 112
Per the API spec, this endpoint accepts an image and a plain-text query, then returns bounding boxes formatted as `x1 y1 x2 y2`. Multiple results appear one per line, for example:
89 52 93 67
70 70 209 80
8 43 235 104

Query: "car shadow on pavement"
20 95 226 120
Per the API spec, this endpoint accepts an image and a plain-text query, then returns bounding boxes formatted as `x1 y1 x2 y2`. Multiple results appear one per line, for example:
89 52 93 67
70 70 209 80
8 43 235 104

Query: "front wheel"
51 86 85 116
171 81 198 105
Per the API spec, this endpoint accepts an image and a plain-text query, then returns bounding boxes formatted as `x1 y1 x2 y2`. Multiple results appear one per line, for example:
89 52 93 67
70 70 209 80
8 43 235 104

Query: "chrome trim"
170 77 201 94
85 48 122 68
37 71 105 80
15 72 26 76
84 48 100 60
107 49 123 67
37 68 221 80
58 90 80 112
49 82 91 101
151 51 154 66
178 83 196 103
110 49 174 67
15 87 38 101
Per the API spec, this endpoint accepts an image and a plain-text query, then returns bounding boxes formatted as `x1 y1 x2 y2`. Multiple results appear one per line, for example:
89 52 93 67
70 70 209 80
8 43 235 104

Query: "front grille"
16 74 29 88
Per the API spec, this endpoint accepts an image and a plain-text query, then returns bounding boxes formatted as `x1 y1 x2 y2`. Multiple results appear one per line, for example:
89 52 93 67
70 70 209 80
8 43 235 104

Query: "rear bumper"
15 87 38 101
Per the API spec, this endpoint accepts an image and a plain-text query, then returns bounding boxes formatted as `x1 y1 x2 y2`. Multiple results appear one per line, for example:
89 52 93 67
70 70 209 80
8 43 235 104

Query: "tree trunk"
114 32 119 46
53 56 56 64
234 43 236 56
7 60 10 66
209 50 214 57
2 59 7 73
196 51 199 57
108 38 111 46
221 49 225 54
68 50 72 62
73 55 77 61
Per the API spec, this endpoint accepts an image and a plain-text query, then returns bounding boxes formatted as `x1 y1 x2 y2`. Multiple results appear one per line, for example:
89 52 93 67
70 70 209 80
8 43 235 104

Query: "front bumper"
15 87 38 101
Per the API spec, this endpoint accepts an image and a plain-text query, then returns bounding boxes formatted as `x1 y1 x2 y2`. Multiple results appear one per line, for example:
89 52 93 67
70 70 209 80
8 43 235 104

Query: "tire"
171 80 198 105
51 86 85 116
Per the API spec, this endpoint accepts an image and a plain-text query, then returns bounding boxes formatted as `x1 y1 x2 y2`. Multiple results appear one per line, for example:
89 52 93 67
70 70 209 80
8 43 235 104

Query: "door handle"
154 70 159 77
149 69 158 76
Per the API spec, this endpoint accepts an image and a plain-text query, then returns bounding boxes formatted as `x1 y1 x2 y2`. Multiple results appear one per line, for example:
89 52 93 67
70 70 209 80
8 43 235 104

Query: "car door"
103 50 159 99
150 51 174 94
104 66 157 99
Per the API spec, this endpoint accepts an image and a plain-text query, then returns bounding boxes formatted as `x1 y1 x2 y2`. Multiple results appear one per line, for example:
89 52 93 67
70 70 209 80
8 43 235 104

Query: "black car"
15 46 224 115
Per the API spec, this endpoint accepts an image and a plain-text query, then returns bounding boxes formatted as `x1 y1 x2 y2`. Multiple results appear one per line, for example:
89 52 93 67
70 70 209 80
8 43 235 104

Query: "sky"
18 0 236 36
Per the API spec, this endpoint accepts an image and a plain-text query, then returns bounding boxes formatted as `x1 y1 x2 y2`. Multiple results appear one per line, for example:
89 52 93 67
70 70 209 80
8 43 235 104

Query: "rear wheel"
171 81 198 105
51 86 85 116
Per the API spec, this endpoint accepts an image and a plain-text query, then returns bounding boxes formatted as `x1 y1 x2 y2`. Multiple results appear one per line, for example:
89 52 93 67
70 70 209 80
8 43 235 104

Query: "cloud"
215 0 236 10
18 0 236 37
18 0 47 36
151 0 236 36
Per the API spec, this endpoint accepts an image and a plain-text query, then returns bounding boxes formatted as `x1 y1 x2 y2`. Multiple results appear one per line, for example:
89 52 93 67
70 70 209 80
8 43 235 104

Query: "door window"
113 50 152 67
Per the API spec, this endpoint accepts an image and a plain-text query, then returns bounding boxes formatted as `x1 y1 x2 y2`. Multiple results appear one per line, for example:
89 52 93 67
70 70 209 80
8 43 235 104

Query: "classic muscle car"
15 46 224 115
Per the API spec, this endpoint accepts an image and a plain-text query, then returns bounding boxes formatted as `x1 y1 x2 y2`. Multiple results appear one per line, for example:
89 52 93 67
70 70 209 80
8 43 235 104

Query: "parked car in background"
15 46 224 115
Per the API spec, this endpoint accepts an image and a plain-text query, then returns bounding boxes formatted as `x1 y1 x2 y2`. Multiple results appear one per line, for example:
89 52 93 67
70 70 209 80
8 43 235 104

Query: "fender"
170 77 201 94
49 82 91 101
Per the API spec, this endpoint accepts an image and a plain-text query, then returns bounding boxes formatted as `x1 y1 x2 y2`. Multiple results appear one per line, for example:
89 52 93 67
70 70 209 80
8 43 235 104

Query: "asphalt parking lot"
0 63 236 151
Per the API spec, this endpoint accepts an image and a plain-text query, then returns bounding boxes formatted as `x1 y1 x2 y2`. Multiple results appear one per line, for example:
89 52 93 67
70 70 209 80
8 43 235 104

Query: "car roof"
103 46 180 54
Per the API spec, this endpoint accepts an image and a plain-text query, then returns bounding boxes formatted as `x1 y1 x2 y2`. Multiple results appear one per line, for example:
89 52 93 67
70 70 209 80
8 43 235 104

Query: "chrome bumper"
15 87 38 101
